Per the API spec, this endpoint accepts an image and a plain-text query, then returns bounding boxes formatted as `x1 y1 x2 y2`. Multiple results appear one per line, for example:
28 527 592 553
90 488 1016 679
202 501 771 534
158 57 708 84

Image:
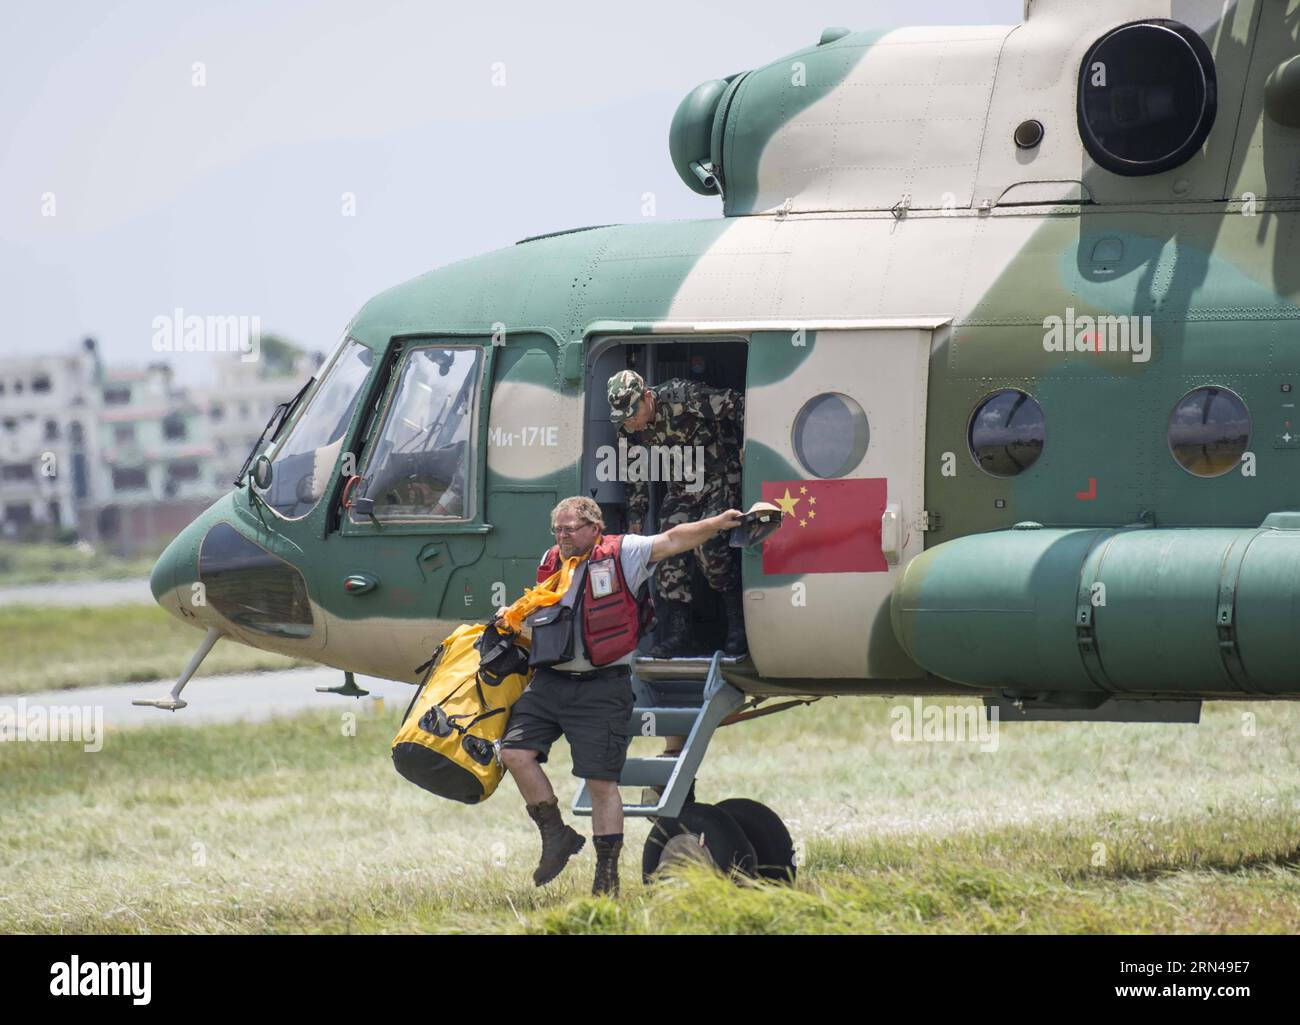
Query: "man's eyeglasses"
552 523 594 537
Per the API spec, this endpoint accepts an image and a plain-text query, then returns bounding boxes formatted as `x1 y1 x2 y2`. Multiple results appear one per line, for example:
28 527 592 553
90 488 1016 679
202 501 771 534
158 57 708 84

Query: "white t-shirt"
544 534 658 671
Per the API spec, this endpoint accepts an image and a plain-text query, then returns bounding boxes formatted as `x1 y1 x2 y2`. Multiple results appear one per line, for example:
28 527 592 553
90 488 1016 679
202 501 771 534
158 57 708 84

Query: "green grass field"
0 604 309 693
2 694 1297 933
0 541 159 587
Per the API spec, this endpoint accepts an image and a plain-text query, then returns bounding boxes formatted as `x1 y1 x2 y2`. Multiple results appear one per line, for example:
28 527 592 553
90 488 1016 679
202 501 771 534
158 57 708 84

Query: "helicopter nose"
151 524 198 609
150 541 176 604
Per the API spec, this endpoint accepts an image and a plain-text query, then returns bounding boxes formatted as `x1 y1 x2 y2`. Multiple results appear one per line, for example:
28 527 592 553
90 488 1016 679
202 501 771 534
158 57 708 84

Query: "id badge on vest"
588 557 618 599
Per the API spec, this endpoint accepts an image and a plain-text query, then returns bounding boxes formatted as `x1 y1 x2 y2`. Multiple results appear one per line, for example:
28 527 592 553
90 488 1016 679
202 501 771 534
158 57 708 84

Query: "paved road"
2 667 418 730
0 577 153 608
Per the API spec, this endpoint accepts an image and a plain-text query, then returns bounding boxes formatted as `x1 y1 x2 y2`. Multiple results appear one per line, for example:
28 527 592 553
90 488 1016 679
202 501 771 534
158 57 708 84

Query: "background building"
0 336 319 555
86 360 214 553
0 338 100 539
193 339 319 492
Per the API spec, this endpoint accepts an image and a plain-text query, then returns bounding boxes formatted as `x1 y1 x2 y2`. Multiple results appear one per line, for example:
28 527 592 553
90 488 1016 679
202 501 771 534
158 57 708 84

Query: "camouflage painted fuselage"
153 0 1300 702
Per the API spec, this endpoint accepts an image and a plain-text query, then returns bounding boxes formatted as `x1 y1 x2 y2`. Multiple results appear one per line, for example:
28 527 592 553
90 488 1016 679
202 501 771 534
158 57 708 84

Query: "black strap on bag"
529 562 588 668
417 664 514 738
475 620 530 680
402 641 447 726
409 619 531 746
455 706 506 732
417 673 477 735
413 642 447 680
526 563 586 668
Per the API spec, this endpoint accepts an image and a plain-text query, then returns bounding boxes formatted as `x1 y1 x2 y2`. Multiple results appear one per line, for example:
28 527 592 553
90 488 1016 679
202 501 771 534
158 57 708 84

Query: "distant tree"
258 334 320 377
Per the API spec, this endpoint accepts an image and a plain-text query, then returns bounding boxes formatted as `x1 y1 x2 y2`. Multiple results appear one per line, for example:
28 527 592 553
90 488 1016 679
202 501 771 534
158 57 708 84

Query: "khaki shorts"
500 665 634 781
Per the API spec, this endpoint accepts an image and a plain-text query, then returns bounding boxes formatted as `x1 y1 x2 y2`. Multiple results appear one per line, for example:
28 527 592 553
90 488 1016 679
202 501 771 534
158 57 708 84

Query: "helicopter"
142 0 1300 877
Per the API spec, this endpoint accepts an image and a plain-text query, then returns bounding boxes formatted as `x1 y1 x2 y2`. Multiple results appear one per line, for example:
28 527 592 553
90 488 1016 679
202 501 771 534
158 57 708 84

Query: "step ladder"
572 650 746 819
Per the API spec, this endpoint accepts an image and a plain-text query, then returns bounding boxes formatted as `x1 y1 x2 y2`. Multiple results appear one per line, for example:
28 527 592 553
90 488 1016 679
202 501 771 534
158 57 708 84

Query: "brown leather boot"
592 836 623 897
526 796 585 886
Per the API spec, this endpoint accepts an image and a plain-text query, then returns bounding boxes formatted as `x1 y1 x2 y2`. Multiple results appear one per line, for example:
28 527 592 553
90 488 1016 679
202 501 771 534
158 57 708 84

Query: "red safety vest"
536 534 654 666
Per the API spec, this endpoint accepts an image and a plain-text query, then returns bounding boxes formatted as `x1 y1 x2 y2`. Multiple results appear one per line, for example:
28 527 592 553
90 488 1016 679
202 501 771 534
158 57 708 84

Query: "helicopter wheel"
715 798 796 883
642 802 756 883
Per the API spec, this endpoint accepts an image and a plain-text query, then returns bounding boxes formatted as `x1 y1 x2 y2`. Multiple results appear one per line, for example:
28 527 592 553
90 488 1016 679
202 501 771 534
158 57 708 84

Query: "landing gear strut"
316 671 371 698
131 627 222 711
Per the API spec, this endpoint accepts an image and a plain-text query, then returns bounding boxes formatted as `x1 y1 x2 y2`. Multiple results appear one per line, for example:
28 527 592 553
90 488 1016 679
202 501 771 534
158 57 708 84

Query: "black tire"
715 798 796 883
642 802 757 883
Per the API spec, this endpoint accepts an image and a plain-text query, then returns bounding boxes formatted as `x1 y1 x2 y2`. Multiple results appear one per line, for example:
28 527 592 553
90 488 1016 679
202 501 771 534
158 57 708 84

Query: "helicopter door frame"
580 317 943 680
581 330 750 522
337 335 496 538
737 317 946 680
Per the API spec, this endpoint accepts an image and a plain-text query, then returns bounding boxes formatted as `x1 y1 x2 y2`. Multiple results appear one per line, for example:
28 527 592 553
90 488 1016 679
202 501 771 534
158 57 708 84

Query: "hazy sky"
1 0 1022 381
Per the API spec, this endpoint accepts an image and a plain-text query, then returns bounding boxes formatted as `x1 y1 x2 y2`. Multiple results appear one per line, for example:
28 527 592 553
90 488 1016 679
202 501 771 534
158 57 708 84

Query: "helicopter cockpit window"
199 522 314 638
258 339 374 519
1077 20 1217 177
1168 386 1251 478
352 345 483 522
968 389 1045 477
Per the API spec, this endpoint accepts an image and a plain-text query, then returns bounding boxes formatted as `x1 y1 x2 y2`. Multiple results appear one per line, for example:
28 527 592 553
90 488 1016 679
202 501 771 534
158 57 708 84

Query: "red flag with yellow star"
760 478 888 574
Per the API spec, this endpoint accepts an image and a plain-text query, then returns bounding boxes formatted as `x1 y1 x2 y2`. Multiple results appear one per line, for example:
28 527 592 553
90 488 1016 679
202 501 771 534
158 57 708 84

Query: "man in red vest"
498 495 742 897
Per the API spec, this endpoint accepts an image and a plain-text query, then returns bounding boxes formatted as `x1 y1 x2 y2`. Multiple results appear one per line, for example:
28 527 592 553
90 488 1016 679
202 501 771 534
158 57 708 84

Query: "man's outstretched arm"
648 509 743 564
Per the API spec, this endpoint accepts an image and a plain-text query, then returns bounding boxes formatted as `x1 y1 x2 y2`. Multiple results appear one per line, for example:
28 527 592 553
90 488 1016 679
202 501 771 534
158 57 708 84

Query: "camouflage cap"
607 369 647 423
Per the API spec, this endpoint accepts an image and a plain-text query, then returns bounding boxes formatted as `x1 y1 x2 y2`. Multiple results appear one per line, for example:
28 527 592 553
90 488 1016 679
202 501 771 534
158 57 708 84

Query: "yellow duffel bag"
391 622 530 804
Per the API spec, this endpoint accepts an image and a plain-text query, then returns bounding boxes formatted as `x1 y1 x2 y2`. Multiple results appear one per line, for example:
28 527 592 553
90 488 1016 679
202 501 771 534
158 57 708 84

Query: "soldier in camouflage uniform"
607 369 746 657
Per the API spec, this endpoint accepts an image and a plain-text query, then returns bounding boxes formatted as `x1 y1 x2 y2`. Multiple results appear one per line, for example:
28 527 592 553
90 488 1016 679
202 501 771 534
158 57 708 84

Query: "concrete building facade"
0 338 101 538
0 337 317 554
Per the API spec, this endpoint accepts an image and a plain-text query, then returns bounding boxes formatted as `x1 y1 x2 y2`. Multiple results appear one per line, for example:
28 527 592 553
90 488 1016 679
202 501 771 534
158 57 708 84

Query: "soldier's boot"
592 836 623 897
721 589 748 656
526 796 585 886
649 600 693 658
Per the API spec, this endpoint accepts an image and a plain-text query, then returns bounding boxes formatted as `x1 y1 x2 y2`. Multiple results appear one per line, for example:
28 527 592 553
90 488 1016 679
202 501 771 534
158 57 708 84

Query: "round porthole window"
1078 20 1216 176
968 389 1045 477
1168 386 1251 478
791 392 869 478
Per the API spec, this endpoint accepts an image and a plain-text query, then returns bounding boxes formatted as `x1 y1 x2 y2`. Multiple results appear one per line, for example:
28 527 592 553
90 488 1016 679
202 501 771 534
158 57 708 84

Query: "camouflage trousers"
654 479 740 603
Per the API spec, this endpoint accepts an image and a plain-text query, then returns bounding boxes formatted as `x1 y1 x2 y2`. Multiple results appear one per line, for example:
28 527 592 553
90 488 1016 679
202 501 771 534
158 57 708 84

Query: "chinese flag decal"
760 479 888 574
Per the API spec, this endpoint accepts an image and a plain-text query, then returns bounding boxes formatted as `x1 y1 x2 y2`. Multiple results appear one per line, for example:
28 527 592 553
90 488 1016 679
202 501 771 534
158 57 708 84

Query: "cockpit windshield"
352 345 482 522
258 338 374 519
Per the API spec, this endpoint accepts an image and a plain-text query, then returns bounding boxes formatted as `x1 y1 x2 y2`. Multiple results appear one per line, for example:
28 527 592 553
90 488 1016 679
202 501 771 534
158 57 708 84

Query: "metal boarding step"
572 650 746 819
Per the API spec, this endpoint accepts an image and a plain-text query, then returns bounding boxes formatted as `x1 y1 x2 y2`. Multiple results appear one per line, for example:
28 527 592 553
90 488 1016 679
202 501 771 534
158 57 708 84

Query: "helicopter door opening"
740 325 934 680
583 335 748 656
